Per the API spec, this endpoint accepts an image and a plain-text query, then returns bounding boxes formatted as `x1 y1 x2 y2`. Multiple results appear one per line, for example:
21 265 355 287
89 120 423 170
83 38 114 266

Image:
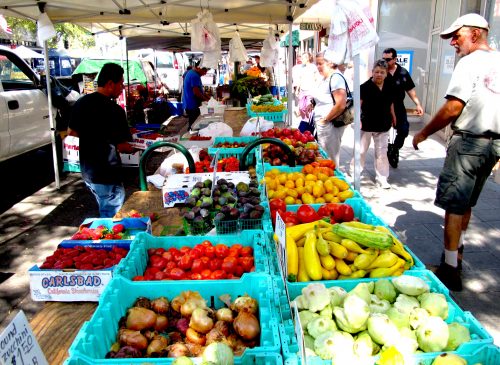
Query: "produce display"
264 168 354 205
291 276 475 363
186 149 240 173
132 241 255 281
106 291 260 359
285 220 415 281
71 223 129 240
260 127 316 144
249 94 285 113
213 141 249 149
40 245 129 270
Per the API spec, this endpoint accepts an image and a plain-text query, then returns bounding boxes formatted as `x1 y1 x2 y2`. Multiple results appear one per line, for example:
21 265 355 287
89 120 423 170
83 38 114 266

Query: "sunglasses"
383 57 394 62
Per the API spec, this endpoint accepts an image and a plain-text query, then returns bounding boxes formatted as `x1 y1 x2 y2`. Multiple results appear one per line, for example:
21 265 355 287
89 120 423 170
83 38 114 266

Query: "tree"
6 16 95 49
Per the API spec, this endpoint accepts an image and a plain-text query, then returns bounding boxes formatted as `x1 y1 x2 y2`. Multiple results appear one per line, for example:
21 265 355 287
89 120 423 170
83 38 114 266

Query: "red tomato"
191 258 205 273
154 271 168 280
221 256 238 274
317 205 331 218
145 267 160 275
168 247 180 255
231 244 243 252
150 255 167 270
214 244 229 258
161 251 173 261
340 204 355 222
239 256 254 272
192 244 206 256
165 261 177 271
227 247 240 257
233 265 245 277
330 204 345 221
155 248 166 255
269 198 287 212
240 246 253 257
178 254 193 270
132 275 145 281
169 268 186 280
204 245 215 258
200 240 213 247
296 205 320 223
210 270 226 280
180 246 191 254
190 273 202 280
189 249 201 260
209 258 222 271
284 211 300 226
147 248 156 256
200 256 210 268
200 269 212 279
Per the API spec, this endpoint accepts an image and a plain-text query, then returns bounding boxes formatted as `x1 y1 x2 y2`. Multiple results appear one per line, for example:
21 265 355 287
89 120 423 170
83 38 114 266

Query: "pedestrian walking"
383 48 423 168
413 13 500 291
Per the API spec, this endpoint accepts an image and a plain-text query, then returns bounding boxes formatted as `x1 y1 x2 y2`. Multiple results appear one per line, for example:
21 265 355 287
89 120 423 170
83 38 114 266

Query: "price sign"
292 301 307 365
275 212 289 301
0 311 48 365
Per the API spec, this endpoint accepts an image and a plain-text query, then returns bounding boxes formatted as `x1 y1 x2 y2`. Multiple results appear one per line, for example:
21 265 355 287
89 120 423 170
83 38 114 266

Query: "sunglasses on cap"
383 57 394 62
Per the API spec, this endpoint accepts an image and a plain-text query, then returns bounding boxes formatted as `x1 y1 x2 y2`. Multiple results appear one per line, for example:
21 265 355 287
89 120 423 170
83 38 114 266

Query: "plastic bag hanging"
229 31 248 63
260 28 278 67
190 9 221 52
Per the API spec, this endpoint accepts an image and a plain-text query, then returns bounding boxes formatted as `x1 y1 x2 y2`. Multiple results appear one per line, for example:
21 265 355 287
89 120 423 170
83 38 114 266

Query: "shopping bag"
387 128 399 168
298 113 317 139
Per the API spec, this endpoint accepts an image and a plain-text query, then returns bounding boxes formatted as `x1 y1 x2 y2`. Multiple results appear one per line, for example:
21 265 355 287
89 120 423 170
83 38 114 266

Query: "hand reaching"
412 132 427 150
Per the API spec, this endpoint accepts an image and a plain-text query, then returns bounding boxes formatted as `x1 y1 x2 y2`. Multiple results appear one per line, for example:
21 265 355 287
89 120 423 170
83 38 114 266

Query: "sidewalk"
338 122 500 344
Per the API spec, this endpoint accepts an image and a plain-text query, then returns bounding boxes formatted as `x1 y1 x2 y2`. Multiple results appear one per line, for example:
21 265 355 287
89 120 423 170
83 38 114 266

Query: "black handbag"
387 128 399 168
329 73 354 128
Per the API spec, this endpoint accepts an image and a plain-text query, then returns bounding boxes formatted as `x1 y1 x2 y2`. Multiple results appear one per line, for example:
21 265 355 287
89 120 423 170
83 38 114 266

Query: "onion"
184 342 204 357
186 327 206 345
155 315 169 332
205 327 225 345
189 308 214 334
232 295 258 314
126 307 157 330
151 296 170 314
175 317 189 335
233 311 260 340
216 308 234 322
146 335 169 356
118 329 148 350
214 320 231 337
167 343 189 358
133 297 151 309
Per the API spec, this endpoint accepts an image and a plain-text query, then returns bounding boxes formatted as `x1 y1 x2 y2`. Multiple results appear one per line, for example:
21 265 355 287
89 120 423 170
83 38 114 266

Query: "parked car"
72 58 165 122
141 51 188 95
0 45 53 162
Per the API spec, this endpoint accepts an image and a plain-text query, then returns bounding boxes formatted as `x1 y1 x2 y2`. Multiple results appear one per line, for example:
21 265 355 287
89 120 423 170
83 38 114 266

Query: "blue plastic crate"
68 274 281 363
246 103 288 122
414 343 500 365
256 164 345 182
114 231 270 281
65 351 284 365
276 270 493 365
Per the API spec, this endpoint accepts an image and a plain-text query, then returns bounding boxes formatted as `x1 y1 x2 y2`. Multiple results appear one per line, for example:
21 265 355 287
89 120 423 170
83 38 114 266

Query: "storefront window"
487 0 500 49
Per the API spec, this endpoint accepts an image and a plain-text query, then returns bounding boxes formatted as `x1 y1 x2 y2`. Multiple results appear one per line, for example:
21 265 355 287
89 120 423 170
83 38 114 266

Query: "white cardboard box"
130 131 180 151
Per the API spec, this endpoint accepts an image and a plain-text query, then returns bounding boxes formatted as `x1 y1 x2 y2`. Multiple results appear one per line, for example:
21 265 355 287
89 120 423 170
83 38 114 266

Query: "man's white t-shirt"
446 49 500 136
312 72 346 124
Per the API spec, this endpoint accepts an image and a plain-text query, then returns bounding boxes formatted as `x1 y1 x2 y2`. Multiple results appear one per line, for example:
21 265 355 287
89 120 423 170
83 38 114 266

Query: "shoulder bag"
328 73 354 128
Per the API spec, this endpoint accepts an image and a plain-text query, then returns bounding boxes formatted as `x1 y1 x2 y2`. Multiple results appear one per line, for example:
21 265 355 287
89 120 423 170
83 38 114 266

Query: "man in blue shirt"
182 66 210 129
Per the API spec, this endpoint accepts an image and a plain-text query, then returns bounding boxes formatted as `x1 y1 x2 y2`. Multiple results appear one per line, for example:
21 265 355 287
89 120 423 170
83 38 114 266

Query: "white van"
0 45 53 162
142 51 188 94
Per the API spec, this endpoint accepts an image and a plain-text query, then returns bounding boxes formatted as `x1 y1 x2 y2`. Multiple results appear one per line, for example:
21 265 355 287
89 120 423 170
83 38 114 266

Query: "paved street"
0 121 499 346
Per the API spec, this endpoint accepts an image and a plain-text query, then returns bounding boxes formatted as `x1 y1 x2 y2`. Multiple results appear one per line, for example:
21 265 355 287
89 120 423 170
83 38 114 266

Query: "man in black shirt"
68 63 134 217
383 48 423 167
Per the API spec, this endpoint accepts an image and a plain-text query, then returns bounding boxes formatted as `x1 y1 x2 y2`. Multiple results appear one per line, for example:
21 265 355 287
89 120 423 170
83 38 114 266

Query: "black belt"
453 131 500 140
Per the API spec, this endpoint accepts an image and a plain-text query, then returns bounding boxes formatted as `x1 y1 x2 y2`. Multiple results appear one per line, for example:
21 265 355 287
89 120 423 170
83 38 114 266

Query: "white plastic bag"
65 90 80 105
198 122 233 138
338 0 379 56
240 117 274 136
201 50 221 69
229 31 248 63
158 147 202 177
190 10 221 52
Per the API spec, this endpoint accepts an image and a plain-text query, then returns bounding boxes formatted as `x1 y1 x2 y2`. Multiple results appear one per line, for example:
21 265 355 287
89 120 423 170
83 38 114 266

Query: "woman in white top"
296 52 319 122
311 51 349 167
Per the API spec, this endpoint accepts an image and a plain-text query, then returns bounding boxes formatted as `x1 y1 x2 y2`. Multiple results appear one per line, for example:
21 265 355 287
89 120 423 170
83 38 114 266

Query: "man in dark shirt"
68 63 134 217
383 48 424 167
182 65 210 130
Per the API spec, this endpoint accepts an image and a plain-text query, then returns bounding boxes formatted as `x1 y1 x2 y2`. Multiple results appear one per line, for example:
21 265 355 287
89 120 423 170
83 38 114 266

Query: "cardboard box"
29 241 130 302
62 136 81 173
130 130 179 151
119 150 142 167
162 172 250 207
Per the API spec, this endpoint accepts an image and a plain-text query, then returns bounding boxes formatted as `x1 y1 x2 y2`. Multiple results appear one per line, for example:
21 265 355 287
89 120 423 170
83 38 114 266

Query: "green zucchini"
332 223 393 249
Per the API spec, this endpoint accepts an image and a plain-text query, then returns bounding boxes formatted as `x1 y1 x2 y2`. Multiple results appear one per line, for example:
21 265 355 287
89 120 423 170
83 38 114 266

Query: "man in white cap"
413 13 500 291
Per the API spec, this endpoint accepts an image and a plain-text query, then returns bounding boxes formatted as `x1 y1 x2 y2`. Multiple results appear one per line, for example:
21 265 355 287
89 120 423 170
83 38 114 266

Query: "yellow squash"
304 231 323 280
286 233 298 282
297 247 310 282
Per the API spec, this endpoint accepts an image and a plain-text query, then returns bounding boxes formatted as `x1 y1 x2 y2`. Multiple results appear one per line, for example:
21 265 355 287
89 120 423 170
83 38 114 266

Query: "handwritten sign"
292 302 307 365
0 311 48 365
275 212 289 300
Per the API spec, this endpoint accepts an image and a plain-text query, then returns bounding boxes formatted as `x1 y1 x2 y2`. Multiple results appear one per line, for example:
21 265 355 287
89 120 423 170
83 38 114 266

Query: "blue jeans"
84 182 125 218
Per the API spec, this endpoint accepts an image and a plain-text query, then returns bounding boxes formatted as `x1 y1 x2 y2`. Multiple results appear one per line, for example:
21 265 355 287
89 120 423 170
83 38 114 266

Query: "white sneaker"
377 179 391 189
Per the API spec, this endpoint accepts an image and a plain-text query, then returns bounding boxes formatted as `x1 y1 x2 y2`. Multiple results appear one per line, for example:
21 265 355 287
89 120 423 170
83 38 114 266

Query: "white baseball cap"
440 13 489 39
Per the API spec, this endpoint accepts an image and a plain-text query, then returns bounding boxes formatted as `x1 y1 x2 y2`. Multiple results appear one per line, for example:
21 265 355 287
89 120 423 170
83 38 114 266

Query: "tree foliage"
6 16 95 49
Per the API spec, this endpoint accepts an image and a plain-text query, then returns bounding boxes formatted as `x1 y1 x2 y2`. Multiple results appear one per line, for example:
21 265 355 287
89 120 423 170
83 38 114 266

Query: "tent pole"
287 23 293 127
43 40 60 189
353 53 361 191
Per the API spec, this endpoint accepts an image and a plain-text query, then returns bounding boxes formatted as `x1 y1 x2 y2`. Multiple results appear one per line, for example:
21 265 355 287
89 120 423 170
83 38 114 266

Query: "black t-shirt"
360 78 395 132
386 64 416 119
69 92 131 184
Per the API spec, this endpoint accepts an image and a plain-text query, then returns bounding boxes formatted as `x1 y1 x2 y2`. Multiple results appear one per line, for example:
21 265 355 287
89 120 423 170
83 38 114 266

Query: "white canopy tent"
11 45 44 58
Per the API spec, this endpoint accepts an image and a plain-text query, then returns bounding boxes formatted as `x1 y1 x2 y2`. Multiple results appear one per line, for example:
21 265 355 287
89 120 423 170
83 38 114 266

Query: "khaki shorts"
434 134 500 214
